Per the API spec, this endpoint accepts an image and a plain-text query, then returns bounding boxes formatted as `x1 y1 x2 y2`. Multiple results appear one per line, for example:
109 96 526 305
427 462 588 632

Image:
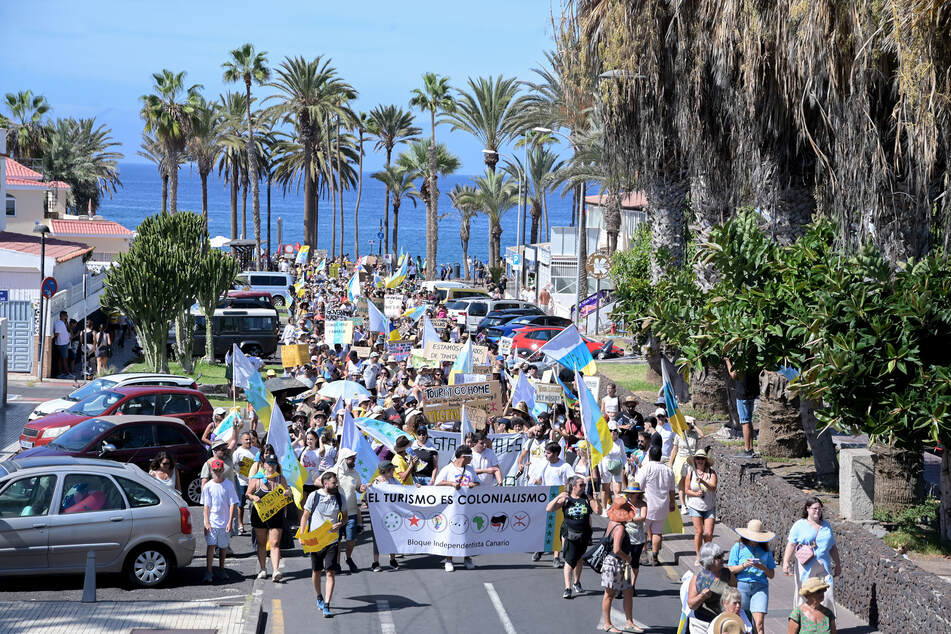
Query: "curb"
240 577 267 634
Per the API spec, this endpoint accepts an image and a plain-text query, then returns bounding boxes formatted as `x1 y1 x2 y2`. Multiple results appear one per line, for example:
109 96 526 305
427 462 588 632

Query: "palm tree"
367 105 421 255
352 111 370 258
140 69 202 213
4 90 51 161
138 132 180 214
267 56 350 249
41 117 124 212
372 165 419 255
448 76 521 173
258 126 279 259
448 184 480 279
396 139 461 210
223 43 270 265
218 91 248 239
410 73 455 279
187 96 223 225
504 143 564 245
472 170 519 268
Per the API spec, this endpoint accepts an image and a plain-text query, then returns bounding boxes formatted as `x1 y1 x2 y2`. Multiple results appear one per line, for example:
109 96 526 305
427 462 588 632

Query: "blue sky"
3 0 565 173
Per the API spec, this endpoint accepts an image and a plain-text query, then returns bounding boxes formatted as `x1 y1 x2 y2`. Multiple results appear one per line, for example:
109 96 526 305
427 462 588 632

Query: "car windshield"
67 378 118 402
67 390 123 416
49 418 114 452
445 301 468 310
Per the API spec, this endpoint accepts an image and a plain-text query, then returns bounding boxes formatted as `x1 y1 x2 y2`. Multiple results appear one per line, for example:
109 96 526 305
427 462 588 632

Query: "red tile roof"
4 158 71 189
50 219 133 237
585 191 648 209
0 230 94 263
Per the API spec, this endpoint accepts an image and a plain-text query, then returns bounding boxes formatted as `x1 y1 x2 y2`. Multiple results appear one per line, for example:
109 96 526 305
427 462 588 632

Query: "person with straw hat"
727 520 776 634
788 578 835 634
600 496 645 634
620 485 648 593
684 447 718 564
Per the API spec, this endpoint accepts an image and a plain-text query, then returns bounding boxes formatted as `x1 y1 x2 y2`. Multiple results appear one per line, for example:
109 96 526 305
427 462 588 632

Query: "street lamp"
482 148 525 299
33 222 51 381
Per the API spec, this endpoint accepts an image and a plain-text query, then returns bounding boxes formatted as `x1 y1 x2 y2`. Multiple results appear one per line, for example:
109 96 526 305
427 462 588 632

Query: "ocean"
98 163 575 264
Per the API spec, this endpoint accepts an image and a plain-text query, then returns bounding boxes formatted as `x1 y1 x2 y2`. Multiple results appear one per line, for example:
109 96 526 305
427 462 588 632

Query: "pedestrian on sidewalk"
687 542 734 634
670 416 704 508
300 471 344 618
788 578 836 634
545 476 592 599
684 448 718 563
633 442 675 566
201 458 239 583
727 520 776 634
782 496 841 615
599 496 644 634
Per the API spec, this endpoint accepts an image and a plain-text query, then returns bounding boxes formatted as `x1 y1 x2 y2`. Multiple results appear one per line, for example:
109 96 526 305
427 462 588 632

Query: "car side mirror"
100 442 117 455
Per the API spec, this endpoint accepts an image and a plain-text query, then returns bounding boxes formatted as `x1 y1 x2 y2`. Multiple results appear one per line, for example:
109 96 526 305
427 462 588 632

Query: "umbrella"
209 235 230 248
264 376 310 397
319 380 370 401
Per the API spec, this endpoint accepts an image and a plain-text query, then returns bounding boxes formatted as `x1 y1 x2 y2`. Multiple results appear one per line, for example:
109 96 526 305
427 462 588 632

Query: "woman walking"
246 456 292 581
621 485 648 590
782 497 841 613
94 323 112 375
546 476 592 600
787 578 836 633
727 520 776 634
600 496 644 633
684 448 718 563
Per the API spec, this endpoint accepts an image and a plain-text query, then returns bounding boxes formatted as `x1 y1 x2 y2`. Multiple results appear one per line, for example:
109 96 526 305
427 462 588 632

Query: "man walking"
300 471 344 618
634 443 676 565
434 446 480 571
332 448 366 573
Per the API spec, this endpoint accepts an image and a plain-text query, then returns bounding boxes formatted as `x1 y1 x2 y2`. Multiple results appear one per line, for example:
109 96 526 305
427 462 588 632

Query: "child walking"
201 458 240 583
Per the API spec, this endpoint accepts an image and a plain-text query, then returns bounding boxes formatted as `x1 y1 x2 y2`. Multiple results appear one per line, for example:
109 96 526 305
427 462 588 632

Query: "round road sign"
41 276 58 299
586 251 611 280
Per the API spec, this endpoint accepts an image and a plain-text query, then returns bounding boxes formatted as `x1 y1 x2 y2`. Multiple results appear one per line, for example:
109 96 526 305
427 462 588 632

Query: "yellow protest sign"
237 457 254 479
298 520 339 553
281 344 310 368
254 484 291 522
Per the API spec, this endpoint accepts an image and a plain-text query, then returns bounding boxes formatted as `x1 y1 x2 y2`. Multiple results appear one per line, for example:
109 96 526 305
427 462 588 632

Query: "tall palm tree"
472 169 519 268
367 105 421 255
223 43 270 265
218 91 249 239
352 111 370 258
372 165 419 256
41 117 124 213
505 144 565 245
4 90 51 161
187 96 223 225
448 75 521 173
258 126 279 259
410 73 455 279
140 69 202 213
395 139 461 209
267 56 350 249
138 132 181 214
448 184 480 279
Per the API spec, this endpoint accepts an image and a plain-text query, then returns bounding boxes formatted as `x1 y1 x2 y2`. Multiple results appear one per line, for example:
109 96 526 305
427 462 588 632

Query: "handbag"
603 458 623 475
795 542 816 566
583 524 619 573
562 525 586 542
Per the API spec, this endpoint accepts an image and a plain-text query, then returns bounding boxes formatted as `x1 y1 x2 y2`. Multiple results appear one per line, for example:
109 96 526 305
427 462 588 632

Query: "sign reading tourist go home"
586 251 611 280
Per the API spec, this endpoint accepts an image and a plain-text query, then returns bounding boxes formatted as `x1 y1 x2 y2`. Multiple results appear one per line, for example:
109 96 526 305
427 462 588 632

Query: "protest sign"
254 484 291 522
237 456 255 479
473 364 493 374
324 320 354 345
422 380 501 405
535 382 563 405
423 403 489 428
430 318 450 330
498 336 514 356
367 483 563 556
387 342 413 362
325 308 351 321
582 375 601 400
423 341 489 364
384 296 403 318
352 345 372 358
410 348 441 369
280 343 310 368
298 520 339 553
428 430 522 483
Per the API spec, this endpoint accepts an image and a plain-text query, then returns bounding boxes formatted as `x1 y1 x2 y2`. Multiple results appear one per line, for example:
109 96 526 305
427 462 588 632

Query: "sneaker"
371 562 382 572
347 558 359 573
563 588 572 599
464 557 475 570
272 571 283 582
552 557 562 568
572 582 583 594
389 556 400 569
238 526 247 536
202 571 214 584
531 552 541 562
316 595 326 611
321 605 333 618
444 560 455 572
256 569 268 579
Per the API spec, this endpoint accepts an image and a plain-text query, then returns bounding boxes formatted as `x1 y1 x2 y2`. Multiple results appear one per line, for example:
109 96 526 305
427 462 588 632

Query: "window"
157 393 192 416
268 275 289 286
115 476 160 508
189 395 206 412
60 474 124 514
116 394 156 416
0 475 56 518
468 303 488 316
68 390 123 416
156 424 189 446
242 316 272 331
102 424 155 450
5 194 15 217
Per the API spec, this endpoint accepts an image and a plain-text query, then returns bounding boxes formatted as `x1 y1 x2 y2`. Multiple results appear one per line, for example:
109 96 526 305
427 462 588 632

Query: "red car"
20 386 213 449
511 326 625 359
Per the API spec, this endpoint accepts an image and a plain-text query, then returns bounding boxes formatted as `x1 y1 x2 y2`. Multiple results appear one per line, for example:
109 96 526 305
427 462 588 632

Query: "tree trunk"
168 152 179 214
313 187 320 248
230 173 238 240
174 312 194 374
303 140 315 248
871 441 924 513
204 306 215 363
330 182 337 260
604 191 622 255
246 81 261 268
266 176 272 262
392 200 400 255
757 370 809 458
690 175 728 290
461 229 470 280
354 135 363 258
576 182 588 323
530 199 541 245
427 112 438 281
543 195 550 242
646 178 688 284
759 158 815 245
491 222 503 270
336 119 344 260
800 398 839 489
688 361 730 419
200 172 209 228
644 334 662 384
940 443 950 543
241 174 248 239
161 174 168 214
384 148 392 255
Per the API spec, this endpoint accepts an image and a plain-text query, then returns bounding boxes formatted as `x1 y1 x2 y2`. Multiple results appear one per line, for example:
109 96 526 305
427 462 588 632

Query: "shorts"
250 506 285 530
737 399 755 424
599 466 624 484
205 526 230 548
645 518 665 535
310 543 340 572
688 506 716 520
236 484 248 508
344 515 360 541
738 580 770 613
628 542 645 569
601 554 633 592
54 344 69 360
561 535 588 567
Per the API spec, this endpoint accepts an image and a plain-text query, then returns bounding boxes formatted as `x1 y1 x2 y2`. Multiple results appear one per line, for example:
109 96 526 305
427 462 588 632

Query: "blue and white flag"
460 404 475 443
212 407 240 443
421 314 441 348
510 370 537 412
355 417 413 451
368 300 391 334
341 410 380 484
231 343 256 390
346 271 361 303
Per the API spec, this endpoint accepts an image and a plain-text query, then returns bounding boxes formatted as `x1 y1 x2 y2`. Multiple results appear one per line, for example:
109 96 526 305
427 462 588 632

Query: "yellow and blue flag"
536 325 598 375
295 245 310 264
266 405 306 507
346 271 361 303
448 338 473 385
385 255 408 288
575 369 613 468
401 305 426 322
246 371 274 431
554 372 579 409
661 356 689 437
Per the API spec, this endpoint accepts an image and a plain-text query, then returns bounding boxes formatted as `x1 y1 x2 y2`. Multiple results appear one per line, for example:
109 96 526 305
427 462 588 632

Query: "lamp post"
33 222 51 381
481 149 524 299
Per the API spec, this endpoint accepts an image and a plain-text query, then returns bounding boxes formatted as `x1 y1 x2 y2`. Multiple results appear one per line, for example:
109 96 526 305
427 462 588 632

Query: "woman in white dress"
148 452 181 495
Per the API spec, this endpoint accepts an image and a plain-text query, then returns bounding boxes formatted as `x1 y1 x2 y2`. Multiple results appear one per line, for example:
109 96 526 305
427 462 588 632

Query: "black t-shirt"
562 496 592 534
617 412 643 449
413 446 436 477
735 372 759 400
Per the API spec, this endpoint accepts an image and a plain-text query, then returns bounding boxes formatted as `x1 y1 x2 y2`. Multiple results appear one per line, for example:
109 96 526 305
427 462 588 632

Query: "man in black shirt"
616 395 644 453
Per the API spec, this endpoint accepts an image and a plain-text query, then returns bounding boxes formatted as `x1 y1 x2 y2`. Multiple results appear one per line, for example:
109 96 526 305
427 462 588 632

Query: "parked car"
453 298 540 332
18 416 210 506
28 373 198 422
474 308 547 338
234 271 294 307
223 290 276 311
511 326 625 359
21 386 212 450
0 455 196 587
189 307 280 360
485 314 574 343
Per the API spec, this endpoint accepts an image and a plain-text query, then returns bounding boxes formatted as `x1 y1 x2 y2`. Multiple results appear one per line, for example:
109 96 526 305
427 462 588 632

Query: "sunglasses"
161 461 172 467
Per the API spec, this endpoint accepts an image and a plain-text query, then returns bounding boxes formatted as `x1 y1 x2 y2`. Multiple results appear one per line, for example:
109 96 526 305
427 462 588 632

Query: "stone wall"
710 444 951 631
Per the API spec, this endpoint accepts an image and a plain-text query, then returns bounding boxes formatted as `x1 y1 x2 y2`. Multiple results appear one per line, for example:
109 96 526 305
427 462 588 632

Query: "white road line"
483 582 517 634
376 599 396 634
599 609 649 631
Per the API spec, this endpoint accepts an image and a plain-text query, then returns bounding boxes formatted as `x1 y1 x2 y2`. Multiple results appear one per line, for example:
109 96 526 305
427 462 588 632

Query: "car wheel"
125 544 172 588
186 476 203 505
272 295 285 308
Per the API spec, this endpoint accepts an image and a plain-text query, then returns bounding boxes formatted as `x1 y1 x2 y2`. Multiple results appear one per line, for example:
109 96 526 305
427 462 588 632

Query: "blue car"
484 314 572 344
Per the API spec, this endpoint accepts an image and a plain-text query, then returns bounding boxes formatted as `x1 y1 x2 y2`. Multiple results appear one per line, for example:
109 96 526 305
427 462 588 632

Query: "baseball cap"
213 407 227 417
210 459 225 471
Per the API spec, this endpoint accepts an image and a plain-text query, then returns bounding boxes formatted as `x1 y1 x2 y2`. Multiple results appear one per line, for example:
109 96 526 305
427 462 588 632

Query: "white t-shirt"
532 459 575 485
524 437 548 473
53 320 70 346
232 447 259 486
435 463 479 488
470 448 500 486
299 448 322 485
200 479 240 528
634 459 675 521
656 422 674 460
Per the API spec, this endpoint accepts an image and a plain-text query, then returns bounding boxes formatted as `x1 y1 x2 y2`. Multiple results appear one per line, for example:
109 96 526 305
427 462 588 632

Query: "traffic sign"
377 232 384 240
586 251 611 280
41 276 57 299
0 290 8 302
512 253 522 271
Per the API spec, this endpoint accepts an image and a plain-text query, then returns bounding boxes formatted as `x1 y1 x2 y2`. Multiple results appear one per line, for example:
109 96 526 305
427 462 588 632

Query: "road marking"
483 582 517 634
376 599 396 634
600 609 649 632
271 599 284 634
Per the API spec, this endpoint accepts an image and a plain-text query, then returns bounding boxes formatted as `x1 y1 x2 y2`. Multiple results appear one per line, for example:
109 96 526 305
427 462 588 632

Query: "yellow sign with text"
298 520 340 553
253 484 291 522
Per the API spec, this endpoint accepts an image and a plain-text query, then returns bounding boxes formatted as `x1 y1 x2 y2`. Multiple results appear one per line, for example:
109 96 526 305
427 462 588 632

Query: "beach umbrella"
265 376 310 397
318 380 370 401
209 235 230 248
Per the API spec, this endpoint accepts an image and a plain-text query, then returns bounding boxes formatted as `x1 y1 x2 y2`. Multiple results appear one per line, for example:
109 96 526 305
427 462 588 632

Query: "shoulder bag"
583 523 620 573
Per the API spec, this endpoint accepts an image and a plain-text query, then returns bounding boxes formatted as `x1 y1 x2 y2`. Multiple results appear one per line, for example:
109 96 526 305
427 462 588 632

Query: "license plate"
19 440 33 449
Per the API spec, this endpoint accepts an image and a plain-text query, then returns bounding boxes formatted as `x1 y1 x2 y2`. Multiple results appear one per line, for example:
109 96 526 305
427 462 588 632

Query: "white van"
454 298 538 332
234 271 295 307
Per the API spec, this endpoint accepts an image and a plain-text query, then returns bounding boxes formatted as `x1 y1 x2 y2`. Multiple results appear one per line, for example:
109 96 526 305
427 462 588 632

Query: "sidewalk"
657 512 879 634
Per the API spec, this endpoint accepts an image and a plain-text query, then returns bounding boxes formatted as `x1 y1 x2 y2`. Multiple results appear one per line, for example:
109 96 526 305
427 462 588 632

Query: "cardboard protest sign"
387 342 413 362
280 344 310 368
410 348 441 369
325 308 351 321
237 456 255 479
535 382 563 405
384 296 403 318
298 520 339 553
499 336 514 356
430 318 450 330
423 403 490 427
254 484 291 521
352 345 372 358
423 341 489 364
324 320 354 345
422 380 501 404
473 364 493 374
583 375 601 400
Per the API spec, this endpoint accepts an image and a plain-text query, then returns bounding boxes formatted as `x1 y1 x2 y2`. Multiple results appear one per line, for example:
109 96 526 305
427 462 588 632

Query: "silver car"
0 456 195 588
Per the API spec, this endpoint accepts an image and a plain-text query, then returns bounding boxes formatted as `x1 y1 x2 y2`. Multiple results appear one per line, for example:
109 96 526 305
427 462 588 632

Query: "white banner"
427 431 523 486
384 295 403 318
366 483 562 556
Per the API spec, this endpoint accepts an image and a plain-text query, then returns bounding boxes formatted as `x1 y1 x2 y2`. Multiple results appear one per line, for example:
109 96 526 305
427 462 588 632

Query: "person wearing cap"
331 448 366 573
546 475 592 600
247 455 292 582
202 438 237 487
516 423 550 487
200 458 240 583
434 445 480 572
671 416 706 511
652 408 676 464
727 519 776 634
300 470 344 617
684 448 719 564
392 435 420 486
202 407 229 447
599 496 643 634
362 352 382 396
598 421 628 516
788 578 834 634
687 542 734 633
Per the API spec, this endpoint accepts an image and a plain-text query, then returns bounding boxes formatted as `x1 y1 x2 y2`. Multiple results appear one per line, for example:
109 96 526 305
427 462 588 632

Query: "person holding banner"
300 471 344 618
369 461 402 572
467 432 502 486
411 428 439 486
247 456 292 582
393 436 419 486
434 445 480 572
